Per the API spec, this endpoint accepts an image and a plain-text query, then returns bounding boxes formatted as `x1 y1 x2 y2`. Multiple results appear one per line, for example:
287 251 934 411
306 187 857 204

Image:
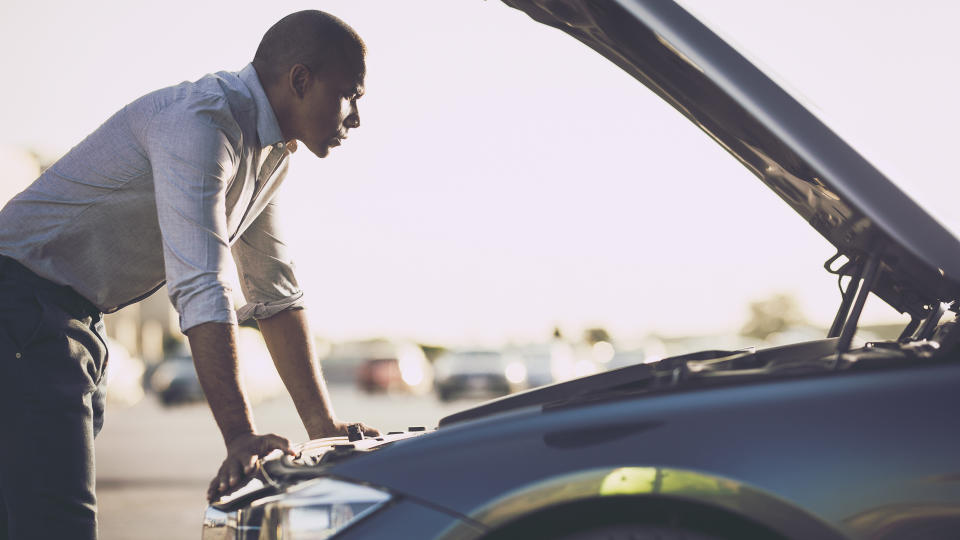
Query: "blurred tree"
740 293 806 340
583 327 612 345
418 344 447 363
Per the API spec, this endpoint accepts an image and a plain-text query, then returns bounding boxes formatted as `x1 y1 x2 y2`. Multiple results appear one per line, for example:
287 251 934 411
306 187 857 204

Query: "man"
0 10 377 539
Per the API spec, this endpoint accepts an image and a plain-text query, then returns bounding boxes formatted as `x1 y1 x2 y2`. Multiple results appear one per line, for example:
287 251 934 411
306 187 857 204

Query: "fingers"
207 461 232 503
217 461 230 498
263 433 295 455
226 458 243 488
361 423 381 437
242 454 257 476
335 421 381 438
207 476 221 502
206 433 305 503
208 455 258 502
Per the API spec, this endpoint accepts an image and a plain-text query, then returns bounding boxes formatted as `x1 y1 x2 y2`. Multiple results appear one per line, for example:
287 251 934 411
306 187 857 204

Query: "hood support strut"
827 254 867 339
829 249 883 356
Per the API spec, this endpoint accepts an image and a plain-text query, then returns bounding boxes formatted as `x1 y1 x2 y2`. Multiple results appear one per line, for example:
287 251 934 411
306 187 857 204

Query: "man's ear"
288 64 312 99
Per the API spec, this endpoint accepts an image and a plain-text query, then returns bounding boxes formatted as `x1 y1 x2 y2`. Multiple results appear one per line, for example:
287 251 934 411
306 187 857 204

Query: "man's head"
254 10 366 158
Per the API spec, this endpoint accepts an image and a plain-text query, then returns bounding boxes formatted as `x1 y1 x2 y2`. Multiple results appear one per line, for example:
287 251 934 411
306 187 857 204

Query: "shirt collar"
239 63 285 149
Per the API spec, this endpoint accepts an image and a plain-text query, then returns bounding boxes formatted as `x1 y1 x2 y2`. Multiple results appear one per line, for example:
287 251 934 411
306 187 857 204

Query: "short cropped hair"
253 10 366 86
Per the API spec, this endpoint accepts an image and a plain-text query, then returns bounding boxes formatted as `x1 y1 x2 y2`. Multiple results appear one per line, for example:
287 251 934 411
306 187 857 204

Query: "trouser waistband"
0 255 102 320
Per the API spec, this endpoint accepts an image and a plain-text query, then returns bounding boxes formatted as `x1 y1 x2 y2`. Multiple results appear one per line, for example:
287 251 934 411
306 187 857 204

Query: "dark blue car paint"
331 360 960 539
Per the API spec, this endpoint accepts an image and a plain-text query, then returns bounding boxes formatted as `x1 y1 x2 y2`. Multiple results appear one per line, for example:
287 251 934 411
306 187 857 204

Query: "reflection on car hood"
440 340 828 426
502 0 960 317
440 335 953 427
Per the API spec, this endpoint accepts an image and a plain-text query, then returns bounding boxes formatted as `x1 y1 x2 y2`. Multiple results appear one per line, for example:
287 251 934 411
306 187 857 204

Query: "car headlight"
254 478 391 540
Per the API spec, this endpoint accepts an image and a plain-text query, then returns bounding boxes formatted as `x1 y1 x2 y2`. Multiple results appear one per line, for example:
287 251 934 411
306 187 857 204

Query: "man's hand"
207 432 295 502
258 310 382 442
307 419 381 440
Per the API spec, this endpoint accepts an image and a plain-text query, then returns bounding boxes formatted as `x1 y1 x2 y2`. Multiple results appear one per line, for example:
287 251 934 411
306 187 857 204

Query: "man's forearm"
257 308 337 438
186 322 256 443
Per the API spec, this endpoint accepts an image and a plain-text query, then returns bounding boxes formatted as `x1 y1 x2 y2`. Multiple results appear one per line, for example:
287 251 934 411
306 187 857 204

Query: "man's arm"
143 106 296 501
230 198 378 440
187 322 295 501
257 308 380 439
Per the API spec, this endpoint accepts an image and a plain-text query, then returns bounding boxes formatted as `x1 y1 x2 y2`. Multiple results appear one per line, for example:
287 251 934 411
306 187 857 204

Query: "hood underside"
502 0 960 317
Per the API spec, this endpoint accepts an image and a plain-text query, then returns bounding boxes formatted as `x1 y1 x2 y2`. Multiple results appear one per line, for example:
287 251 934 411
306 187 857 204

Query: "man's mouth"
332 132 349 145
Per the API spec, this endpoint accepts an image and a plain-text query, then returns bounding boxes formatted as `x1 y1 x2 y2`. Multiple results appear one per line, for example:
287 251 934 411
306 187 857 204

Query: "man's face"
292 65 363 158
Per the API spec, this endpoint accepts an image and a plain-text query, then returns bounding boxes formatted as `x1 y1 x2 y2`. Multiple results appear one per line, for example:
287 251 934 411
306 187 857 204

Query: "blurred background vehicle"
354 341 434 395
605 349 646 370
433 349 526 401
147 340 202 406
513 346 554 389
357 357 402 393
146 327 282 406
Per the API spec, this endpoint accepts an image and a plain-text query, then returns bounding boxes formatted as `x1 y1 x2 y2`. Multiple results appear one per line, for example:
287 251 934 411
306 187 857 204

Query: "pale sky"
1 1 957 346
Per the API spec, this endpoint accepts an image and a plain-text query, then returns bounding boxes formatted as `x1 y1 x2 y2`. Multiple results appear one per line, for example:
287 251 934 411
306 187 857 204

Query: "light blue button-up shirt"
0 64 304 331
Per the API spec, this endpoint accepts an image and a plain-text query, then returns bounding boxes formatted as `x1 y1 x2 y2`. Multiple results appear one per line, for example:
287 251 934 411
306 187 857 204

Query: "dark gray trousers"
0 256 108 540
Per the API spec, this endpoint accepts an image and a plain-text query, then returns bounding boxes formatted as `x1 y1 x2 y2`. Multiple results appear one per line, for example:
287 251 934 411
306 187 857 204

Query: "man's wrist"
223 428 257 447
305 416 338 439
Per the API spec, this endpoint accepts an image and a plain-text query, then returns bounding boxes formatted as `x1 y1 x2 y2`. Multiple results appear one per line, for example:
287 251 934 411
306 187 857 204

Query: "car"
149 328 282 406
514 346 556 389
355 341 434 395
605 348 646 371
433 349 527 401
201 1 960 539
356 357 404 393
148 341 204 406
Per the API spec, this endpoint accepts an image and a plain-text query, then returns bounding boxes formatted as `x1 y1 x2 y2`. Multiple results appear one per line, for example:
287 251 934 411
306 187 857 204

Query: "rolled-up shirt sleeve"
145 94 240 332
232 194 304 323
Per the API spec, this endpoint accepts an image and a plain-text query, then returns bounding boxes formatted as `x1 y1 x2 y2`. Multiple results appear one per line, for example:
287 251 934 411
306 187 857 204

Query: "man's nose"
345 103 360 129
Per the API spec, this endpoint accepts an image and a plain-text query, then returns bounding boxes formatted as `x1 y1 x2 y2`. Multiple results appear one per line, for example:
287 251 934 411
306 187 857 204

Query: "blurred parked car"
148 341 203 406
149 327 281 406
434 350 526 401
356 357 402 393
518 348 555 389
203 2 960 539
319 339 391 385
356 342 433 395
605 349 646 370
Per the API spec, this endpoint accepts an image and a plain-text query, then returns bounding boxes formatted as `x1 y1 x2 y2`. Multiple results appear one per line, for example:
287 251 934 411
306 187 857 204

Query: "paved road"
95 384 482 539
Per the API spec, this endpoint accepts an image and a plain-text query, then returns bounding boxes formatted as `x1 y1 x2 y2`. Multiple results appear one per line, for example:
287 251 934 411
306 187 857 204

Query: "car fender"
448 465 846 540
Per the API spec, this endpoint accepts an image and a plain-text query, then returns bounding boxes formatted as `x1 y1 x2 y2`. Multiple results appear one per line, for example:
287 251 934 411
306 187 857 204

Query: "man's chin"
306 143 330 158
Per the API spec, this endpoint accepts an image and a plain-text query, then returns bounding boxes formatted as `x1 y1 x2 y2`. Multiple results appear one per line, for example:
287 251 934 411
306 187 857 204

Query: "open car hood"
502 0 960 318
